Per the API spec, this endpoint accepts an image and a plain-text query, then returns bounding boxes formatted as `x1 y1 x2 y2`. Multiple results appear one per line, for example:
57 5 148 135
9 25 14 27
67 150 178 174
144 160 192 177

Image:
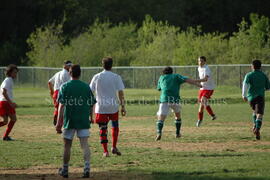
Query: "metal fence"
0 65 270 89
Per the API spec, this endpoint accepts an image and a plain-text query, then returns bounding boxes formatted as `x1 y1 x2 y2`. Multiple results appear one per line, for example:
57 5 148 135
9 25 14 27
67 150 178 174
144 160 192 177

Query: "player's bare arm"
2 88 16 108
185 79 202 88
195 75 209 83
118 90 126 116
48 82 54 98
56 103 64 133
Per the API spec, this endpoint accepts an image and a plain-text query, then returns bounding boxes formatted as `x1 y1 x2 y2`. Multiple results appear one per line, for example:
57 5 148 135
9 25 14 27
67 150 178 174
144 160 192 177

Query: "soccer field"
0 87 270 180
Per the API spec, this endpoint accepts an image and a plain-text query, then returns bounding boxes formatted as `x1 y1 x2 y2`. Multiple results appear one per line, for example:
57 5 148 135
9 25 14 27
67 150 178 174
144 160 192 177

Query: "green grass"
0 87 270 179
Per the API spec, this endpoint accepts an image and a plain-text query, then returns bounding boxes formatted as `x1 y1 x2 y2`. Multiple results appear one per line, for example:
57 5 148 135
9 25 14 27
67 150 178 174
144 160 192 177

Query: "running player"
242 60 270 140
0 64 19 141
196 56 216 127
155 66 201 141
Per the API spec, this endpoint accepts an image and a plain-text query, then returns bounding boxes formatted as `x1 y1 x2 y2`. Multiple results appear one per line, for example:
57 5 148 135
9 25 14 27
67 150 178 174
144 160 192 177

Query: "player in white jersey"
48 61 72 125
90 57 126 157
0 64 19 141
196 56 216 127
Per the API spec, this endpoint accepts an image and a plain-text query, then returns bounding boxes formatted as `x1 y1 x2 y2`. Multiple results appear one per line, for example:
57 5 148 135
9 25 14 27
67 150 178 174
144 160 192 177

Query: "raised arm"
195 75 209 83
185 78 202 88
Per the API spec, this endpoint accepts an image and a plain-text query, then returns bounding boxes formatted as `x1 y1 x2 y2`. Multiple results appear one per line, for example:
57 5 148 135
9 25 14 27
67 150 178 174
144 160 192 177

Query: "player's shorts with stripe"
0 101 16 116
63 129 90 140
198 89 214 101
249 96 265 115
53 90 59 116
157 103 181 116
95 112 119 123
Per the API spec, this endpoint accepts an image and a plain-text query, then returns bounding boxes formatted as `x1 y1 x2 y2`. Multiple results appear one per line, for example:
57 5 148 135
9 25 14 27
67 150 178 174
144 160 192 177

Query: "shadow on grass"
0 170 268 180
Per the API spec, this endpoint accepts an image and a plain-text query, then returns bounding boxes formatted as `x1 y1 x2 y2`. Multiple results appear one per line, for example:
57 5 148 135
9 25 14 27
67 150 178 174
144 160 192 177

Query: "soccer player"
155 66 201 141
48 60 72 125
0 64 19 141
90 57 126 157
196 56 216 127
242 60 270 140
56 64 96 178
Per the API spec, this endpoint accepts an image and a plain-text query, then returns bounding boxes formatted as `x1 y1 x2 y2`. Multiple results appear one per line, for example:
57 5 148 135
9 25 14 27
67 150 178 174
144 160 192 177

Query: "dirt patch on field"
123 141 270 153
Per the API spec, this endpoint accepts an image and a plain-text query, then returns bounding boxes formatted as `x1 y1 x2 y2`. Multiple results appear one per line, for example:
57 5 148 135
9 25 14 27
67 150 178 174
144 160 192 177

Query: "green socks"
175 119 182 135
156 120 164 135
255 118 262 129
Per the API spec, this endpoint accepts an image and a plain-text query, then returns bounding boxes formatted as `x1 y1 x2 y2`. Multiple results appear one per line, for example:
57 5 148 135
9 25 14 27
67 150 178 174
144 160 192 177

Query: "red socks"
198 112 204 121
112 127 119 148
3 120 16 138
206 106 214 116
100 128 108 153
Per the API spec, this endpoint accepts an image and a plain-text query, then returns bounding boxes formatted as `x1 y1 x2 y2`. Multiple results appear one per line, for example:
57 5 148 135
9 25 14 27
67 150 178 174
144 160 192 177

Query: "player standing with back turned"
242 60 270 140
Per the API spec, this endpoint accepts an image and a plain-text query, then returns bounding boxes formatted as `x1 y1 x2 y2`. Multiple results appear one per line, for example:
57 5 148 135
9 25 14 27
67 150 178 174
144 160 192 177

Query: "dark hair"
199 56 206 62
70 64 81 78
163 66 173 74
102 57 113 70
252 59 261 69
64 60 72 65
5 64 19 77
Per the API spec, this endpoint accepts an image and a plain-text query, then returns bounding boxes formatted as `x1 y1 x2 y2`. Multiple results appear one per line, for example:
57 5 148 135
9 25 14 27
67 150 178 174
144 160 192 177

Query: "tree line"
1 0 270 66
27 14 270 67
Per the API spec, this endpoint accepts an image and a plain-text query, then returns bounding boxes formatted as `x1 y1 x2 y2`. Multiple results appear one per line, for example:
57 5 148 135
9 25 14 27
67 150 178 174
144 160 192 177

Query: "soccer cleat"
175 133 181 138
3 136 14 141
155 134 162 141
196 120 203 127
111 147 122 156
254 128 261 140
211 115 217 120
103 152 109 157
82 169 90 178
58 168 68 178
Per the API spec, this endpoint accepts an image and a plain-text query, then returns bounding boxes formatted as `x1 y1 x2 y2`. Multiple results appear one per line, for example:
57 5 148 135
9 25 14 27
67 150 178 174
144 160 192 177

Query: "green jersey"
58 80 96 129
157 74 188 103
243 70 270 101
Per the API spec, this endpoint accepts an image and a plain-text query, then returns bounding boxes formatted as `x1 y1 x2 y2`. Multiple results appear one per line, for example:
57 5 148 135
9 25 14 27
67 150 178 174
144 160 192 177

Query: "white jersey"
198 65 215 90
0 77 14 101
48 69 71 90
90 70 125 114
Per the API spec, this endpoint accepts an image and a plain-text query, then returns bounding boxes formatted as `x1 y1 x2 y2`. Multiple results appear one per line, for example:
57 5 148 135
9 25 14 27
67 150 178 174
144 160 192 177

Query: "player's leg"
59 129 74 178
171 103 182 138
98 122 109 156
3 114 17 141
52 90 59 126
197 98 205 127
0 115 8 127
253 97 265 140
156 103 169 141
79 135 90 178
110 113 121 155
0 101 10 127
205 97 216 120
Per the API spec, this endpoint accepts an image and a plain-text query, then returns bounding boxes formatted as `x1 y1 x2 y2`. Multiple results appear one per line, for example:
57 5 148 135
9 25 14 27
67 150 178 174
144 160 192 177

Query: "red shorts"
198 90 214 101
95 112 119 123
53 90 59 116
0 101 16 116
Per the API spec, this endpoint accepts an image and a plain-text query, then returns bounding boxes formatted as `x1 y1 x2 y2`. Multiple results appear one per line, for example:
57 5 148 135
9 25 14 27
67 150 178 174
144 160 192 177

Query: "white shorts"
63 129 90 140
157 103 181 116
